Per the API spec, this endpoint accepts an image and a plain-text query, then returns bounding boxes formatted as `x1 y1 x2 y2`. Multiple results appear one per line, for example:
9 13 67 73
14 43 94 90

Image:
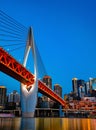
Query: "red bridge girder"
38 80 65 107
0 47 35 86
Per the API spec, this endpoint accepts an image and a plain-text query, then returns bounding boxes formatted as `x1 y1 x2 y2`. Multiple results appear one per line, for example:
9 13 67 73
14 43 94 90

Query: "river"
0 118 96 130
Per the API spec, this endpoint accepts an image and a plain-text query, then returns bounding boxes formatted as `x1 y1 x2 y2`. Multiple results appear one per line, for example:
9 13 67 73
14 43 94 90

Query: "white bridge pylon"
21 27 38 117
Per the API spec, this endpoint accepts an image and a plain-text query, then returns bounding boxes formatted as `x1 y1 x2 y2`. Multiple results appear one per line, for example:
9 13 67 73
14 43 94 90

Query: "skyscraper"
42 75 52 89
85 81 90 95
42 75 52 108
0 86 7 109
72 78 86 97
72 78 78 96
8 90 20 103
54 84 62 97
53 84 62 109
89 78 96 96
89 78 96 91
77 79 85 97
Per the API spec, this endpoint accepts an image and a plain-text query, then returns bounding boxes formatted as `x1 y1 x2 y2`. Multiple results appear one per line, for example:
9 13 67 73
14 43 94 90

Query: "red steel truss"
0 47 65 107
0 47 35 86
38 80 65 107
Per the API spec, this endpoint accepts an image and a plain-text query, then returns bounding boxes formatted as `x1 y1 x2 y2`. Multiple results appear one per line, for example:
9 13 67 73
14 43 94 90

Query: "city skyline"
0 0 96 96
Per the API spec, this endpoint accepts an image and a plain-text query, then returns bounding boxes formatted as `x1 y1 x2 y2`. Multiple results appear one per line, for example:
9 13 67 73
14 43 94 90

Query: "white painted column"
20 27 38 117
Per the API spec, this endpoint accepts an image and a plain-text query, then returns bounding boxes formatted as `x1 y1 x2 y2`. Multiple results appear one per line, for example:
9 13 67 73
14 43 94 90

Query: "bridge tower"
21 27 38 117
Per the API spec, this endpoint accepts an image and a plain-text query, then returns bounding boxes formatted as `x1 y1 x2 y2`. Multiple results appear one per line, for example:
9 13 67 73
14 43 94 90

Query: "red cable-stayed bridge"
0 47 65 107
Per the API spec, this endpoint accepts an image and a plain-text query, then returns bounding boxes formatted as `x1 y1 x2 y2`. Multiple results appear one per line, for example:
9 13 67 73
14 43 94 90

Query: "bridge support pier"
21 80 38 117
59 105 63 117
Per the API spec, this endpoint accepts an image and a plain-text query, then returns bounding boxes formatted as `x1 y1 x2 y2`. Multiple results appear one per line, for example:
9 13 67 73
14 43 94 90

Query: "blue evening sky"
0 0 96 97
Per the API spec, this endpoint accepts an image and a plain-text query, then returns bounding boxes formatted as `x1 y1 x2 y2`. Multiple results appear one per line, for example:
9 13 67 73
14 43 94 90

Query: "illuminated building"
0 86 7 109
85 81 90 95
7 90 20 110
78 80 85 97
64 94 69 101
72 78 86 97
53 84 62 109
8 90 20 103
42 75 52 89
42 75 52 107
54 84 62 97
89 78 96 91
72 78 78 96
89 78 96 96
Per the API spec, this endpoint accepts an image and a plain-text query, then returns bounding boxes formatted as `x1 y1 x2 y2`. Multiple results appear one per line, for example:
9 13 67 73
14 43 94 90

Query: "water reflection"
0 118 96 130
0 118 21 130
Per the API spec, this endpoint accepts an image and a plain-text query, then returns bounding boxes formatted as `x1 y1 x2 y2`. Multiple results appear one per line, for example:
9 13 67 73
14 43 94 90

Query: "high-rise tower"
42 75 52 89
72 78 78 96
42 75 52 108
54 84 62 97
72 78 86 97
0 86 6 109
